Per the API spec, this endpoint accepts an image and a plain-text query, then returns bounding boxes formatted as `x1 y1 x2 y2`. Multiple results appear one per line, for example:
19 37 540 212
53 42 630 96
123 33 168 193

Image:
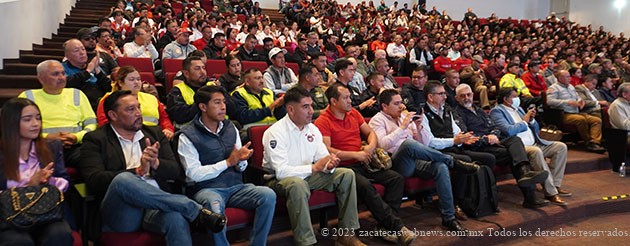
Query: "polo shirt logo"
270 140 277 149
306 134 314 142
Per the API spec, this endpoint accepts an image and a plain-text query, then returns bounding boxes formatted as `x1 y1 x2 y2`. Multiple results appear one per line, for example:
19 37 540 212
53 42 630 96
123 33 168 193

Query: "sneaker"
397 226 417 245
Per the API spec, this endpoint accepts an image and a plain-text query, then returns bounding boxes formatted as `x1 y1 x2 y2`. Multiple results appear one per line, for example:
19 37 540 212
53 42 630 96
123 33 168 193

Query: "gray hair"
618 82 630 97
36 60 62 76
455 83 472 96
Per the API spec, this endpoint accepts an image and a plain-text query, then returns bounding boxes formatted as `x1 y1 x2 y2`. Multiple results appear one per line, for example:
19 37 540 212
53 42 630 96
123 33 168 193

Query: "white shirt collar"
111 125 145 143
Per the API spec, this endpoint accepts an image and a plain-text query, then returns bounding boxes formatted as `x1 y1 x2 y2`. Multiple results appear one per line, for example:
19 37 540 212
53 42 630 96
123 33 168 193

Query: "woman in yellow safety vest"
96 66 175 139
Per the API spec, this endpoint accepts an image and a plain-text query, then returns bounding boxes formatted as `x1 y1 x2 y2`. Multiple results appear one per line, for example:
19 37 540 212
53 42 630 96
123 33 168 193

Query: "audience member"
231 68 286 128
62 39 112 111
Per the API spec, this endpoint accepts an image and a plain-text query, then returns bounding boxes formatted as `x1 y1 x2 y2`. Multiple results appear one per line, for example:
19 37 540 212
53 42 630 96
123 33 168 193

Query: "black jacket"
80 125 180 197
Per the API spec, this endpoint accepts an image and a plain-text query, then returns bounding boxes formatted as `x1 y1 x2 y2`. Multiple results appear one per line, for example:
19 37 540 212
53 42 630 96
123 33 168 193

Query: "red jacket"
521 71 547 97
433 56 453 74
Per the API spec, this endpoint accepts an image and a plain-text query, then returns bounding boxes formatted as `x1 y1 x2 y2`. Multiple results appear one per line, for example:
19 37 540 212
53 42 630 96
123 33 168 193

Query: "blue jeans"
193 183 276 246
391 139 456 221
100 172 202 246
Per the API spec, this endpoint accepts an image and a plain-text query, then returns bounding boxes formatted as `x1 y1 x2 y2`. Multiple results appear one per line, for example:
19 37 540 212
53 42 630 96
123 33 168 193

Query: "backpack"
459 165 499 218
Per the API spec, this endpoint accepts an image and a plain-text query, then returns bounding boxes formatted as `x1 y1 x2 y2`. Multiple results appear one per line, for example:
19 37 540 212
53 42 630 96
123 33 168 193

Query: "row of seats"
116 57 300 92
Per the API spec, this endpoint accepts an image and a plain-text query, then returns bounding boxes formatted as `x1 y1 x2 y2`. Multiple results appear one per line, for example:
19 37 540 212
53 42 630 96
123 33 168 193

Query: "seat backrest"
286 62 300 75
207 59 227 75
165 72 177 93
242 61 268 72
163 58 184 73
248 125 271 168
117 57 154 72
138 72 156 85
394 76 411 87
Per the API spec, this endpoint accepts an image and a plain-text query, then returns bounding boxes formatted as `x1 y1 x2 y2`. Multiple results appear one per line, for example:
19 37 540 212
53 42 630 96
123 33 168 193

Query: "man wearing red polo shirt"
314 83 416 244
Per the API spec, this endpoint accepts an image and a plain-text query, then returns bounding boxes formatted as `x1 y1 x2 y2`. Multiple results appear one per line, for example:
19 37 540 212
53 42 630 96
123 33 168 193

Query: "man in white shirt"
123 26 159 62
447 42 461 61
262 87 365 246
386 35 407 76
608 82 630 136
131 7 155 28
176 86 276 246
409 37 433 67
490 88 571 206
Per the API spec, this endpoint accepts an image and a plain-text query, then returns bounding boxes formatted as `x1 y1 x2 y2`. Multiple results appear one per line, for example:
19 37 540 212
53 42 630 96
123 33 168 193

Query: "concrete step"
0 75 40 89
19 54 63 64
2 63 37 75
33 48 64 57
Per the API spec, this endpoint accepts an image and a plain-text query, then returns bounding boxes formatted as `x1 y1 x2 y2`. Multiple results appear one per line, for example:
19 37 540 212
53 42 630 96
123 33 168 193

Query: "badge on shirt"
270 140 277 149
306 134 314 142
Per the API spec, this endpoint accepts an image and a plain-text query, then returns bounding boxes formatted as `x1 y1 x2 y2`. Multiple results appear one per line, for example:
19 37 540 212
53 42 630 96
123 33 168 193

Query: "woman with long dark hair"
0 98 72 246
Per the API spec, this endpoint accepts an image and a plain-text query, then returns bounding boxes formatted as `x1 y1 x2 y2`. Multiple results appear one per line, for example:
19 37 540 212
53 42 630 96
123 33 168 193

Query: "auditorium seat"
162 58 184 73
394 76 411 87
72 230 82 246
242 61 268 72
286 62 299 75
165 72 176 93
117 57 154 73
100 232 165 246
207 59 227 75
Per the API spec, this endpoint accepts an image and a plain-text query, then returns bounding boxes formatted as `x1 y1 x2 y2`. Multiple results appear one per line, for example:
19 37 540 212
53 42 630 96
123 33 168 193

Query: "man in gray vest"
263 47 298 94
176 85 276 245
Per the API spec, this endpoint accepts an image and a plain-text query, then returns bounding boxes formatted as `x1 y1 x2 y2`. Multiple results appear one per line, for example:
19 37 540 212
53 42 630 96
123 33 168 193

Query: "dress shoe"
192 208 227 233
516 164 549 187
374 225 397 243
556 187 572 197
452 160 480 174
455 206 468 221
586 143 606 154
335 235 366 246
546 194 568 206
522 198 550 209
442 219 467 232
397 226 417 245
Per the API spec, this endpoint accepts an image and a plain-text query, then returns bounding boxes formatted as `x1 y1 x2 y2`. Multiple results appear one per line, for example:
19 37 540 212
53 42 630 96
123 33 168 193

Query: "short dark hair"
413 65 428 73
98 17 111 25
213 32 226 39
497 87 517 104
95 28 111 38
334 59 353 74
183 56 203 71
243 68 261 78
225 55 240 67
194 85 226 108
245 34 258 42
379 89 399 106
309 52 326 63
365 72 383 85
284 86 311 105
299 63 317 81
325 82 346 101
187 50 206 59
103 90 133 121
263 37 274 44
424 80 443 94
583 74 597 83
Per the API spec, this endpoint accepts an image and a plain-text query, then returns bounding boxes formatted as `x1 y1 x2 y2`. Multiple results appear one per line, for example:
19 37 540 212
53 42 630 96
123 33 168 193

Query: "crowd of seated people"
4 0 630 245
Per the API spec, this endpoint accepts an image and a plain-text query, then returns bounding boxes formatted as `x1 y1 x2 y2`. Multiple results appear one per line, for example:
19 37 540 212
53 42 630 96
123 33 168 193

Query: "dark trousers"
468 136 536 201
348 165 405 231
441 146 496 205
0 220 73 246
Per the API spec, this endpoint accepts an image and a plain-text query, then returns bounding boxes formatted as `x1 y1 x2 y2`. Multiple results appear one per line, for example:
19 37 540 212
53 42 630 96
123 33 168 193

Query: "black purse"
0 184 64 229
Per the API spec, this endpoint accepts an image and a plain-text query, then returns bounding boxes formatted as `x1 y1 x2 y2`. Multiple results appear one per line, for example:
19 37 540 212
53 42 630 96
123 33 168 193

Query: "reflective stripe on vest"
138 92 160 126
174 81 217 106
25 89 80 106
43 126 83 134
232 87 277 126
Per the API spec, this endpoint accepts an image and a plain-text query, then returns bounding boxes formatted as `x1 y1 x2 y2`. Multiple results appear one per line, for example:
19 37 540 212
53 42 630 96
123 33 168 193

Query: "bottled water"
620 162 626 177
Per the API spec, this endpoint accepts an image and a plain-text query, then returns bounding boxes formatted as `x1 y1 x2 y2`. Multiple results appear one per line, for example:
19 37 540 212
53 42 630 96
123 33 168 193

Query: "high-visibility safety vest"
137 92 160 126
174 81 217 105
20 88 97 143
231 87 277 127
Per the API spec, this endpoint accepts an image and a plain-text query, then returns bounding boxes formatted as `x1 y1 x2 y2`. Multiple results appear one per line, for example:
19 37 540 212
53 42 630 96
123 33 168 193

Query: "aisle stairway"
0 1 284 106
0 0 117 105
